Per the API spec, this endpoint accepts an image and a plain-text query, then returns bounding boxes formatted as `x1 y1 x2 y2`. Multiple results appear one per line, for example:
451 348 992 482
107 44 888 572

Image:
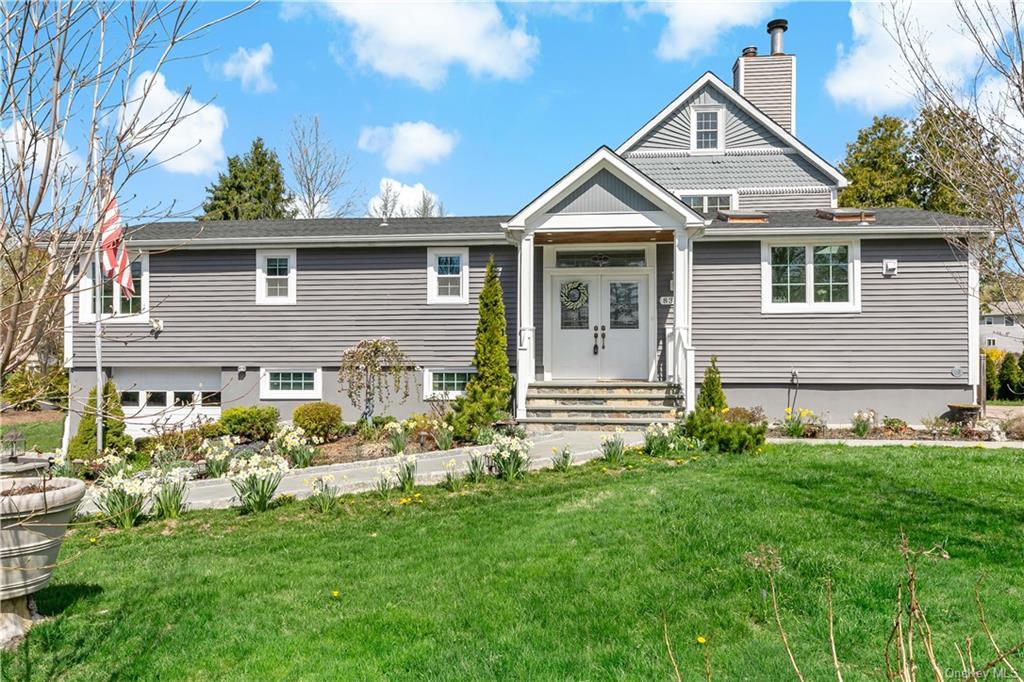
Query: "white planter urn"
0 477 86 648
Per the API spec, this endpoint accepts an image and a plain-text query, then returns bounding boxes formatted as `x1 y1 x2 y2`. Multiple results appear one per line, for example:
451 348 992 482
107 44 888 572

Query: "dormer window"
691 106 724 151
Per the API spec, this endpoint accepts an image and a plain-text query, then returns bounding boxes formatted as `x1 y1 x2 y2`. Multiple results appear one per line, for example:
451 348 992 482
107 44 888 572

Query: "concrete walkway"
78 430 644 515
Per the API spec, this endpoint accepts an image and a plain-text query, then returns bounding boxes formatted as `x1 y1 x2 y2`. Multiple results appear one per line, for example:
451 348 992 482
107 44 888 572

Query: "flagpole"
93 145 104 459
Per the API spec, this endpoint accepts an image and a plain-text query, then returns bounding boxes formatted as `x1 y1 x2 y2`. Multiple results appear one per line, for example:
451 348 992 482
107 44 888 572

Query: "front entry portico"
502 147 705 419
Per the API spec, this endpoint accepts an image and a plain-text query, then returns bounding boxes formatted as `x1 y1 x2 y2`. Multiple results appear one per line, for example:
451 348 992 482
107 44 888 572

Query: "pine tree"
998 353 1022 400
450 256 512 439
695 355 728 413
985 353 999 400
838 116 923 209
200 138 294 221
67 379 132 460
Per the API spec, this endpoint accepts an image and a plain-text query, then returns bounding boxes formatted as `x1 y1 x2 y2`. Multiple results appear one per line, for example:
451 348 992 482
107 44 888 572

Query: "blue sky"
120 1 957 220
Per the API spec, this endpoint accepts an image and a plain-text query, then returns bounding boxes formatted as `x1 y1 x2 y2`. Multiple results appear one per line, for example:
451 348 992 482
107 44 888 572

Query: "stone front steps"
520 381 682 432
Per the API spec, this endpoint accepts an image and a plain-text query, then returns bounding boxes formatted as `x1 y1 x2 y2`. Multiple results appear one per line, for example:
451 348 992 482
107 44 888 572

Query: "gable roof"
615 72 847 187
504 146 704 230
125 215 509 248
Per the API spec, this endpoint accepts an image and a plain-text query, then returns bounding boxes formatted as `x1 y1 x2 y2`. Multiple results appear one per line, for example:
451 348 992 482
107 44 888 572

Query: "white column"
515 234 535 418
673 228 696 412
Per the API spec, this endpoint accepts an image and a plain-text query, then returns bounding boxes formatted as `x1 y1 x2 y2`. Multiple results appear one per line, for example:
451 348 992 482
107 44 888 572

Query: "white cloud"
122 71 227 175
313 2 539 89
358 121 458 174
221 43 276 94
1 120 84 180
643 1 783 61
825 1 986 112
367 177 440 217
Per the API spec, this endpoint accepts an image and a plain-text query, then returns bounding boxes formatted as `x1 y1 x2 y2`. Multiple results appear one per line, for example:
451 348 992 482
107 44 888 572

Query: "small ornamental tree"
695 355 728 414
998 352 1022 400
67 379 132 460
985 353 999 400
338 338 410 421
450 256 513 439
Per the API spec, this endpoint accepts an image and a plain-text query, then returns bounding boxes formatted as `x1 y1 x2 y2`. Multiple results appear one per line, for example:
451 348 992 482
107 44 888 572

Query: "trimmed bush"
450 255 513 440
998 352 1022 400
678 409 765 455
292 402 342 442
985 354 999 400
219 405 279 442
1 366 68 411
695 356 727 413
67 380 132 460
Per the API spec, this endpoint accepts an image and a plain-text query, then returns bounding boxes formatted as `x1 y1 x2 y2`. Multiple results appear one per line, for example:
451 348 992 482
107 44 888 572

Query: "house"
981 302 1024 352
64 19 986 442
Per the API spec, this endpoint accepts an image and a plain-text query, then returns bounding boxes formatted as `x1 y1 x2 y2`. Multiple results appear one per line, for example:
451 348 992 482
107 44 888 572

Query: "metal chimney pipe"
767 19 788 55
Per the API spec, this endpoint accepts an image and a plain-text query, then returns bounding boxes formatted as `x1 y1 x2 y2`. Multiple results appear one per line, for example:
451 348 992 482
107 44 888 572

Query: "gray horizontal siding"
738 56 795 133
738 192 833 211
692 238 970 385
632 84 786 152
548 169 657 214
72 245 518 368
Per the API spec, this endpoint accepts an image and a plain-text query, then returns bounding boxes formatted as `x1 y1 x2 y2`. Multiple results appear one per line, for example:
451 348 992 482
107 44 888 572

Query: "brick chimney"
732 19 796 134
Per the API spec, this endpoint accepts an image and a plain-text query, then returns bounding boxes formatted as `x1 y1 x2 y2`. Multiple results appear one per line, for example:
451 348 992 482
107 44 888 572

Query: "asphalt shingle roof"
706 207 986 228
626 153 835 190
126 215 510 243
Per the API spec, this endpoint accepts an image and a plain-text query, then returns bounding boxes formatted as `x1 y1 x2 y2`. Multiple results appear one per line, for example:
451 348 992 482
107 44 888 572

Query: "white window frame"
985 316 995 325
426 247 470 305
423 367 475 400
78 252 150 324
259 367 322 400
256 249 297 305
689 105 725 153
760 240 861 314
676 189 738 214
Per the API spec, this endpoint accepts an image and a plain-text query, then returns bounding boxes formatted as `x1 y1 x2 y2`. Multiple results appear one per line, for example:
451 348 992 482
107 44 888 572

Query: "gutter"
695 224 992 240
126 232 513 249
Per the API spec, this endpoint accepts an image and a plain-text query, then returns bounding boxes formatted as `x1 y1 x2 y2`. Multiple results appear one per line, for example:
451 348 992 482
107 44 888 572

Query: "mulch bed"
768 427 991 441
1 410 64 426
312 433 443 466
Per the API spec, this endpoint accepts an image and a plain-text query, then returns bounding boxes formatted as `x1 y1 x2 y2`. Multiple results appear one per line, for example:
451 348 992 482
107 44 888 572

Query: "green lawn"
5 444 1024 680
0 414 64 452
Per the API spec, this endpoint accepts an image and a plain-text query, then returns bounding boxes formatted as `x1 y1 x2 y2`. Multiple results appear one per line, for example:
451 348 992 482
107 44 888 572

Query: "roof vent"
717 209 769 224
815 208 876 223
741 45 758 57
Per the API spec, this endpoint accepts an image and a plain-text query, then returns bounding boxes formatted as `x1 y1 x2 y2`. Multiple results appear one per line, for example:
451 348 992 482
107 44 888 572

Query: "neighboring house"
981 302 1024 352
64 19 986 441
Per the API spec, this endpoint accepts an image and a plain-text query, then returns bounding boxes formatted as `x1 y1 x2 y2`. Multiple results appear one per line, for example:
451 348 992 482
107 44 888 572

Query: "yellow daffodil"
399 497 411 505
696 635 707 645
89 537 98 544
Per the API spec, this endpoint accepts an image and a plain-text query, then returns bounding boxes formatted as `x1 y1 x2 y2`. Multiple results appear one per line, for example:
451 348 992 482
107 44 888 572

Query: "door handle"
601 330 606 349
593 326 599 355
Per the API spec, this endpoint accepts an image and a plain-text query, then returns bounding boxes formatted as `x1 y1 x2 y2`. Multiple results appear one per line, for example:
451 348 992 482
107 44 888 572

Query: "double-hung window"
259 368 322 400
691 106 723 151
427 247 469 304
762 242 860 313
256 249 296 305
680 194 733 214
79 253 149 323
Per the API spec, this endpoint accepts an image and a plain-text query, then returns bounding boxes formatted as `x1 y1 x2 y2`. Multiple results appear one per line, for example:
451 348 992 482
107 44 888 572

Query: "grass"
987 399 1024 406
5 444 1024 680
0 414 64 452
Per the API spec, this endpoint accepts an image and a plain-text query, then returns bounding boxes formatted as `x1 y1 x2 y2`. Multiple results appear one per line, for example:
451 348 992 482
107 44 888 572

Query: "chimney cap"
767 18 788 33
741 45 757 57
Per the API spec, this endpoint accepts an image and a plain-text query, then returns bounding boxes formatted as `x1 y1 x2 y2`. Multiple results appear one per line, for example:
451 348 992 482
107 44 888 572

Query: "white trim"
504 147 704 230
255 249 297 305
78 252 150 324
760 239 862 314
515 233 536 416
259 367 322 400
689 104 725 153
541 243 658 382
675 189 738 213
63 291 73 368
624 147 797 158
426 246 470 305
737 185 833 196
423 367 476 400
128 232 509 250
615 72 847 187
791 55 798 136
968 253 980 387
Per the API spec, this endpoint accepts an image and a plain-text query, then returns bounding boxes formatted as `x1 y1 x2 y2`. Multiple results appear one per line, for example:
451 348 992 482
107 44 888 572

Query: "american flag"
99 191 134 295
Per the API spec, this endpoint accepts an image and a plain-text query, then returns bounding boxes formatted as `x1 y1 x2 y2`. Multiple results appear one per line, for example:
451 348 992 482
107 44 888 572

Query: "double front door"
551 274 649 379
